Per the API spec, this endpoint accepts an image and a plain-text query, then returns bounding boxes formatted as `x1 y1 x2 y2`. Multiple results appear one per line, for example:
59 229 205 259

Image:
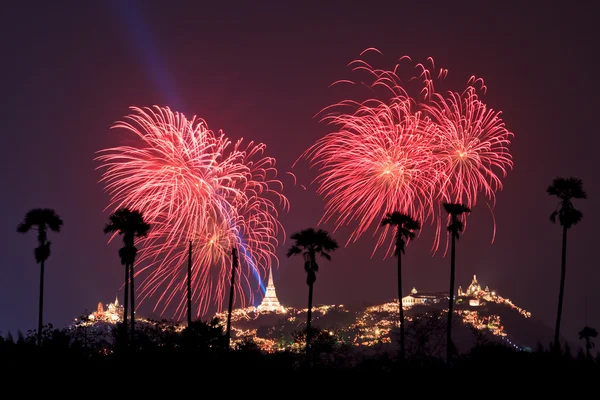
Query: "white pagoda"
256 267 286 313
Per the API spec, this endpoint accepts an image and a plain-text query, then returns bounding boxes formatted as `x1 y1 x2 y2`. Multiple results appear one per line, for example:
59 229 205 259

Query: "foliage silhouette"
287 228 338 351
547 177 586 351
443 202 471 364
17 208 63 346
579 326 598 359
1 319 599 371
104 208 150 346
226 247 238 348
381 211 420 361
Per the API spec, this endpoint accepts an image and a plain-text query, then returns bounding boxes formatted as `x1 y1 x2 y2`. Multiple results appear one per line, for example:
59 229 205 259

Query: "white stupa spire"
257 267 285 313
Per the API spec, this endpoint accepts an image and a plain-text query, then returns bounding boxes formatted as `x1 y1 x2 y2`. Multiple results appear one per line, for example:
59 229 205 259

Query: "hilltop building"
458 275 493 298
256 267 286 313
402 287 447 308
88 296 123 322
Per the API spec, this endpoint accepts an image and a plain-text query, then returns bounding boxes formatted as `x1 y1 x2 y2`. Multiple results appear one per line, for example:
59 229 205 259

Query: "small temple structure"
401 287 447 308
458 275 497 307
88 296 123 322
402 275 497 309
256 267 286 313
458 275 491 298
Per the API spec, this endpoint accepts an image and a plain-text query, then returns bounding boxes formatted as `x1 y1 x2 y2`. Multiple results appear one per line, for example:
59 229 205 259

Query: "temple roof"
257 267 285 312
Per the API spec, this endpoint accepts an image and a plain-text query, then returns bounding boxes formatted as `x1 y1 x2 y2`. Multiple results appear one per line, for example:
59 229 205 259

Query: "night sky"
1 1 598 345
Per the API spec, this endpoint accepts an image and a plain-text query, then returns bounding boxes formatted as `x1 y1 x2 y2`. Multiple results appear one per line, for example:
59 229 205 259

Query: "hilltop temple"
88 296 123 322
401 275 499 309
402 287 447 308
458 275 492 297
256 267 286 313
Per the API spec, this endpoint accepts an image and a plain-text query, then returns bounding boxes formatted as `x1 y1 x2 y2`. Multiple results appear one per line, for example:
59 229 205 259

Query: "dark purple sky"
1 1 598 345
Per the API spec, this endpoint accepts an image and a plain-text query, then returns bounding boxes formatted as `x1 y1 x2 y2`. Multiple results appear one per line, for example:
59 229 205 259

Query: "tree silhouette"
547 177 586 351
104 208 150 345
443 202 470 364
17 208 63 346
187 240 192 328
225 247 238 348
578 326 597 359
287 228 338 350
381 211 420 361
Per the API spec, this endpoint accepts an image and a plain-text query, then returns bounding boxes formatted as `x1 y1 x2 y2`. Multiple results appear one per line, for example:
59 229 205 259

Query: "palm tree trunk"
554 225 568 352
187 240 192 327
226 248 238 348
123 262 129 343
447 232 456 364
37 259 45 346
306 281 314 350
130 261 135 346
398 251 405 361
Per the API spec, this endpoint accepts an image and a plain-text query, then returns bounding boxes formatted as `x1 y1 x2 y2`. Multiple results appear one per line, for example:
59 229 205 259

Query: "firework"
426 87 514 207
300 50 513 255
303 97 439 255
96 106 288 318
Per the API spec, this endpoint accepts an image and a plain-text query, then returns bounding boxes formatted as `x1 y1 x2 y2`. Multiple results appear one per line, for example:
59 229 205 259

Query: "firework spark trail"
426 87 513 254
426 87 513 207
300 50 513 256
303 98 439 256
96 106 289 318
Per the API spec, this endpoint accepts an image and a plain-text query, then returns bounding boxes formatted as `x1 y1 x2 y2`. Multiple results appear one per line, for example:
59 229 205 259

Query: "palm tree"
104 208 150 344
286 228 338 350
443 202 471 364
225 247 239 348
17 208 64 346
578 326 598 359
548 177 586 351
187 240 192 327
381 211 420 361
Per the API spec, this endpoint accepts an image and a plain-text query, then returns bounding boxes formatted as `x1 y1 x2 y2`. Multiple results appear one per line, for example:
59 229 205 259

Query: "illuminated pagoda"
458 275 483 297
256 267 286 313
88 295 123 322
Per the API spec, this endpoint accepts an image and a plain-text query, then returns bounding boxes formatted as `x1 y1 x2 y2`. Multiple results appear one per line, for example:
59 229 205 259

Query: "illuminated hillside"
216 275 549 354
72 276 550 356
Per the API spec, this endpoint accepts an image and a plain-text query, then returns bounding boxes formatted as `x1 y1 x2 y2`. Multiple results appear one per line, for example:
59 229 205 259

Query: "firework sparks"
303 98 438 255
426 87 514 207
300 50 513 255
96 106 289 318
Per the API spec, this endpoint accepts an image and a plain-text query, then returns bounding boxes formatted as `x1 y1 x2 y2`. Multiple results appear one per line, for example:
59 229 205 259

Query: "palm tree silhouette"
381 211 420 361
548 177 586 351
443 202 471 364
225 246 238 348
578 326 598 359
187 240 192 328
17 209 63 346
286 228 338 350
104 208 150 344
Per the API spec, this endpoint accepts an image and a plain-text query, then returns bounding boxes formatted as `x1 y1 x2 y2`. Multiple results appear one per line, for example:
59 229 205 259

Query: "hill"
217 275 553 355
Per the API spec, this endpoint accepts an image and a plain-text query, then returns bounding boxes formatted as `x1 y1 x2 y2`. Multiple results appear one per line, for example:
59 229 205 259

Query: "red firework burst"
426 86 514 207
303 97 439 256
301 50 513 255
96 106 288 318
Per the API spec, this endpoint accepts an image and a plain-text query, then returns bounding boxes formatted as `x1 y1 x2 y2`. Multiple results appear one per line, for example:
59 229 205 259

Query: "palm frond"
104 207 150 238
548 177 587 200
286 245 302 258
17 208 63 233
34 242 51 264
563 208 583 228
381 211 420 256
